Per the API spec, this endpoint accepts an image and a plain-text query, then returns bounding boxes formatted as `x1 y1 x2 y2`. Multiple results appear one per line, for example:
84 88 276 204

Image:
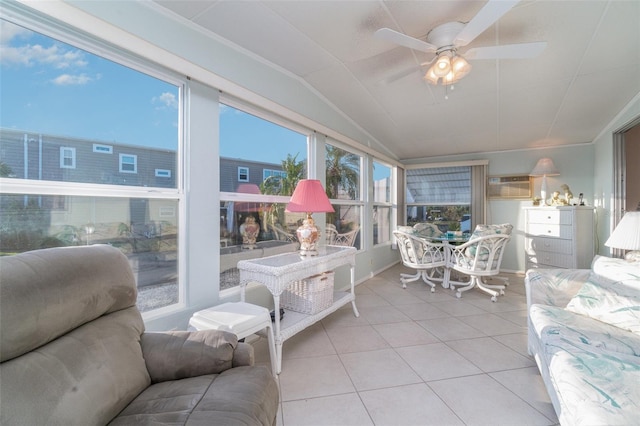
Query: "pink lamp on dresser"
285 179 334 256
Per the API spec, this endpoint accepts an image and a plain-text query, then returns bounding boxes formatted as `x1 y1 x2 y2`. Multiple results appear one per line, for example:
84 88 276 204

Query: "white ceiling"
152 0 640 161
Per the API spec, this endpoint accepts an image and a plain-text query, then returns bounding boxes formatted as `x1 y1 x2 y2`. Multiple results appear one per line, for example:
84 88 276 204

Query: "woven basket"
281 271 334 314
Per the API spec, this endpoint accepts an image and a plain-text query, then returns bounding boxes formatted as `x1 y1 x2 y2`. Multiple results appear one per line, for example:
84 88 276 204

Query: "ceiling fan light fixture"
432 52 452 77
424 67 440 85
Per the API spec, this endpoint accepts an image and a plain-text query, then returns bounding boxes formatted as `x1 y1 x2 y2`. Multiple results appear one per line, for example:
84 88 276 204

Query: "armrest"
141 329 254 383
525 268 590 310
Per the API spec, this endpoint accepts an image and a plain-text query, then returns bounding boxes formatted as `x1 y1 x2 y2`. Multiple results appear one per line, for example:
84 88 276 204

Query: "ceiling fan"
374 0 546 86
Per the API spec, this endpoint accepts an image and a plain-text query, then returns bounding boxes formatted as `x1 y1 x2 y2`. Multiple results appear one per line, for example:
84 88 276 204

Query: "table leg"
273 294 283 374
350 265 360 317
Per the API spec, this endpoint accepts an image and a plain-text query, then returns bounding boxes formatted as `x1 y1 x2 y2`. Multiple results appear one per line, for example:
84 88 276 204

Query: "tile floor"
251 263 559 426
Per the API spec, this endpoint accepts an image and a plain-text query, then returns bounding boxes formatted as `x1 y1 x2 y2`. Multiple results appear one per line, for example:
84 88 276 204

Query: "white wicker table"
238 245 359 374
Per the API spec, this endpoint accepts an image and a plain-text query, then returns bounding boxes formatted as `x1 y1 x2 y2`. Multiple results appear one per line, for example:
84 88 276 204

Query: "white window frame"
155 169 171 178
0 5 186 321
238 166 249 182
93 143 113 154
372 158 394 246
119 153 138 174
60 147 76 169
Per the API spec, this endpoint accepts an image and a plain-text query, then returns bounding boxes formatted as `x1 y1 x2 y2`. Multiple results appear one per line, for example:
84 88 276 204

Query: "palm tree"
325 145 359 200
260 153 305 196
0 161 13 177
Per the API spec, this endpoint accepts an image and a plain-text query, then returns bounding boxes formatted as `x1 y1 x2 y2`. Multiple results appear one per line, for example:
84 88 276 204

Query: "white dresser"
524 206 595 270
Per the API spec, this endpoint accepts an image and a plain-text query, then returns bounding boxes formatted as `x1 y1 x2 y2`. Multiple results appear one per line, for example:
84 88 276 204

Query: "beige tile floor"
251 263 559 426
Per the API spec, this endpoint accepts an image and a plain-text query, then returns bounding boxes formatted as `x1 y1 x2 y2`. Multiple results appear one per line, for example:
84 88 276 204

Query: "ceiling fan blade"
374 28 437 53
380 59 435 85
465 42 547 60
454 0 520 47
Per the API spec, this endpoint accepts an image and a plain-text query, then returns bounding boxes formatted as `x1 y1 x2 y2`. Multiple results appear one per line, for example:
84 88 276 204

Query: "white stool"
189 302 277 376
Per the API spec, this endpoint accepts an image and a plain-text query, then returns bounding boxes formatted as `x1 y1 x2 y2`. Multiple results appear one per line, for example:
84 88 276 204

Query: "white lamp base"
540 175 548 205
296 213 319 256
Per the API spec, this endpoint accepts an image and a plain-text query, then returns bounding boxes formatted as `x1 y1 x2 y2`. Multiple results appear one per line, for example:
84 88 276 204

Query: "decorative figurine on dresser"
524 205 595 270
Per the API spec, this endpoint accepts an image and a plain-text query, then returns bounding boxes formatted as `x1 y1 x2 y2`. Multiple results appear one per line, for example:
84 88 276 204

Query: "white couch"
525 256 640 425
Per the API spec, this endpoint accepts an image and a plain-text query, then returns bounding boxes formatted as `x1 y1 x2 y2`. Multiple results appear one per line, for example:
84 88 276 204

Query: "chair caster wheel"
499 290 505 296
456 292 462 299
491 296 497 302
430 287 435 293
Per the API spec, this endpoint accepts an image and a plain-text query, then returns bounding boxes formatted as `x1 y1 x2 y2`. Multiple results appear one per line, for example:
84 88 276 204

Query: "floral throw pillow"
470 223 513 240
413 223 443 238
565 272 640 336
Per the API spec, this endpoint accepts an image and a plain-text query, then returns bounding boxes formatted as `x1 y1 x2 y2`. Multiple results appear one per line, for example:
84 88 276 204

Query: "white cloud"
1 20 87 70
0 20 30 44
152 92 178 109
52 74 92 86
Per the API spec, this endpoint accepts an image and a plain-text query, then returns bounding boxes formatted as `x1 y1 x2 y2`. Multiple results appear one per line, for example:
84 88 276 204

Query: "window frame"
0 10 187 318
60 147 76 169
237 166 249 182
119 153 138 174
93 144 113 154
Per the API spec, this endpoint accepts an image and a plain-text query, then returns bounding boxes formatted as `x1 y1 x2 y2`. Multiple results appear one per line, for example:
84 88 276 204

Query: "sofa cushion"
530 304 640 357
591 255 640 282
530 304 640 425
110 366 279 426
566 273 640 335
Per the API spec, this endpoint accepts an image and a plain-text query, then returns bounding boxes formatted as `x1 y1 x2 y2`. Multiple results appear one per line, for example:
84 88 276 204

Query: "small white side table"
188 302 277 376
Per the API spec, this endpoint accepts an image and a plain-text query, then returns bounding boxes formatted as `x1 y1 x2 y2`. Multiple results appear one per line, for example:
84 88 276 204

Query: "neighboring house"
0 128 176 188
0 128 284 194
219 157 286 193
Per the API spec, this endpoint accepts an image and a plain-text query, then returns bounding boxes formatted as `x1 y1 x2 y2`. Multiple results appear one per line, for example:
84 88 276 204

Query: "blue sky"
1 18 388 177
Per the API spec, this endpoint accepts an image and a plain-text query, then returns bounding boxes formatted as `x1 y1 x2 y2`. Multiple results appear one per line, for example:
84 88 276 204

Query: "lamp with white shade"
285 179 334 256
530 158 560 205
605 211 640 262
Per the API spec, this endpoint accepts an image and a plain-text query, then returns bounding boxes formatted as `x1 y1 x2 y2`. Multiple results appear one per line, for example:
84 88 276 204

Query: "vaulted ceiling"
153 0 640 161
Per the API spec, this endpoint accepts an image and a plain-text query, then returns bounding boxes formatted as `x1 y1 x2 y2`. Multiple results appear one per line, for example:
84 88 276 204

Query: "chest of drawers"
524 206 595 270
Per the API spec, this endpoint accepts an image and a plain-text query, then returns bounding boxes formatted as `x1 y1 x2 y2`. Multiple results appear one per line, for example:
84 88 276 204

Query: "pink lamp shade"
285 180 334 214
286 180 334 256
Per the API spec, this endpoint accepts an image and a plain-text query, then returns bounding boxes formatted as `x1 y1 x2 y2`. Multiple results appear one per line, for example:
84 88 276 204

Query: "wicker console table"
238 245 359 374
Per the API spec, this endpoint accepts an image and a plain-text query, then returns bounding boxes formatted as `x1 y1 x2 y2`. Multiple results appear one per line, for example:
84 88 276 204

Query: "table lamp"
285 179 334 256
530 158 559 205
605 211 640 262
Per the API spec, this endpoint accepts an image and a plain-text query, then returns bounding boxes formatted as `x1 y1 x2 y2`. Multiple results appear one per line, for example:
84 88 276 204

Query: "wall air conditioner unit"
487 175 532 199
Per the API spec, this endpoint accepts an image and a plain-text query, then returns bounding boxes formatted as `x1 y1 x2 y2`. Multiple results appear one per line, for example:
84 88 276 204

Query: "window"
0 18 181 313
263 169 286 180
93 144 113 154
238 166 249 182
405 163 486 234
219 102 308 290
119 154 137 173
373 160 392 244
155 169 171 178
60 147 76 169
325 143 362 249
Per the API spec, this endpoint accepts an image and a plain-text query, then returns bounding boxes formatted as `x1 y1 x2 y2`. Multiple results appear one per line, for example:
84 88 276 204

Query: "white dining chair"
448 233 511 301
393 230 449 292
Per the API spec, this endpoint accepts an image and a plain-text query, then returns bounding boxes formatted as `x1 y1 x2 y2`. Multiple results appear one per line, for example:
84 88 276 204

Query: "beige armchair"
0 245 279 425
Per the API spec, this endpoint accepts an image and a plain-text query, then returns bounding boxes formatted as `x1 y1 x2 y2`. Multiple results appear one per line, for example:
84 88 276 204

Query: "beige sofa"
0 245 279 425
